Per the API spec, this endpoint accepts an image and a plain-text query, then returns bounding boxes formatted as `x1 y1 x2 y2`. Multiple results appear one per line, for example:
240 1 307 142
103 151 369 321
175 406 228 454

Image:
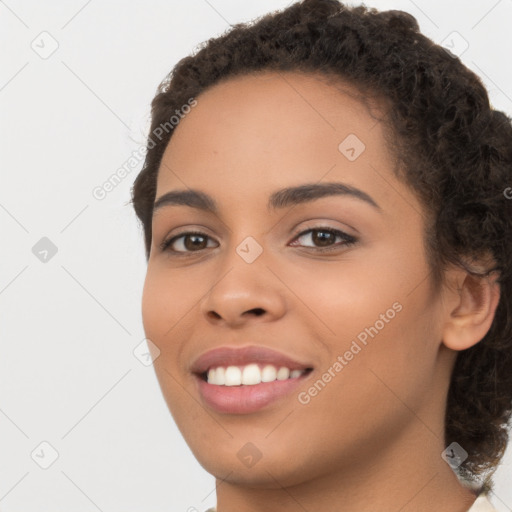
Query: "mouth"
189 344 315 414
192 365 314 414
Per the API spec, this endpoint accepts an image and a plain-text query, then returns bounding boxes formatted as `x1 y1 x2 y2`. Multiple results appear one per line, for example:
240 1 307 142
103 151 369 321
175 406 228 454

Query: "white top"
468 495 498 511
204 494 497 512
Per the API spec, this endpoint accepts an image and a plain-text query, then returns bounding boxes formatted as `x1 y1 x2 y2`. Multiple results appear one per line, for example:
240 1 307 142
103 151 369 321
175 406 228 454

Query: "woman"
131 1 512 510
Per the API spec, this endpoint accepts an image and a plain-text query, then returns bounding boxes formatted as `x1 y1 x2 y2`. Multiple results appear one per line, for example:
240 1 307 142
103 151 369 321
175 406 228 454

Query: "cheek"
141 268 200 418
141 267 186 382
284 286 438 467
141 270 166 341
282 242 422 339
287 234 438 404
141 264 200 341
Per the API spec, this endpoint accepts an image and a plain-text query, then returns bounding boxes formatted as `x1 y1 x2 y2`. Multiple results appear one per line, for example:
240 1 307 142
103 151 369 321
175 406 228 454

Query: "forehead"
154 71 399 212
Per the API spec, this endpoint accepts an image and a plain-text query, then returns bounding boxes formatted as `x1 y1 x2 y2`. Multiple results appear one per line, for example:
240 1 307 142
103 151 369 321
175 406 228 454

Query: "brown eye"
311 230 336 247
289 227 357 251
160 231 218 253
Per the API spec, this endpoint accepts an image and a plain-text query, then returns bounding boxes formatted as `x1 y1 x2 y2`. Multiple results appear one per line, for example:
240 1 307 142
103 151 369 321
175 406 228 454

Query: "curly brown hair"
130 0 512 487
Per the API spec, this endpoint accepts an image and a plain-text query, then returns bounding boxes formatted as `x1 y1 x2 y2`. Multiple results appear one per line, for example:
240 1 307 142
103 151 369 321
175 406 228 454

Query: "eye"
289 226 357 252
160 230 218 254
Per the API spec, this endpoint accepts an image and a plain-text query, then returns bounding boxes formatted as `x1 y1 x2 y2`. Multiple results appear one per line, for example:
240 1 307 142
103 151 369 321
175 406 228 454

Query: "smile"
194 367 314 414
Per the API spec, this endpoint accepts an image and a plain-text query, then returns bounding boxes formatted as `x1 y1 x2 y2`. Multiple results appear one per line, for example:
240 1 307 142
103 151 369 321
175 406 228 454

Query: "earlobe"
442 270 501 352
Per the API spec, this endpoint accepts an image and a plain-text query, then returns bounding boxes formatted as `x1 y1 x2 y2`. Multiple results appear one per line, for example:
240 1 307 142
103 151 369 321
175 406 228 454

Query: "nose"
199 252 287 328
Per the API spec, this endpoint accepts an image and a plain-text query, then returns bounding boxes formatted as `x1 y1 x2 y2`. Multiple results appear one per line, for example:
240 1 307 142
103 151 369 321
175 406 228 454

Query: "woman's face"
142 71 454 487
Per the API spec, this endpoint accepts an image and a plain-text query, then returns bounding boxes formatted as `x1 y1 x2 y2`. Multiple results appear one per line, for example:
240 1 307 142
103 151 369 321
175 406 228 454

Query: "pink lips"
190 345 314 414
194 372 312 414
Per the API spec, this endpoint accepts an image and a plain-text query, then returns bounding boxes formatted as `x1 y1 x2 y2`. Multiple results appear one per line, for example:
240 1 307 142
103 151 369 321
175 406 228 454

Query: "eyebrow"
152 182 381 216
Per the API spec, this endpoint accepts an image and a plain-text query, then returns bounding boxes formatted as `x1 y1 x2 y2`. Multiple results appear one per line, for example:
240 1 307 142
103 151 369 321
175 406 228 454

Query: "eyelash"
159 226 357 255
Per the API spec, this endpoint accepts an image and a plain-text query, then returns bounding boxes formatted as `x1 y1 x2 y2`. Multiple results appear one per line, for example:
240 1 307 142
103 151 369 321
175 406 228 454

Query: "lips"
190 345 314 376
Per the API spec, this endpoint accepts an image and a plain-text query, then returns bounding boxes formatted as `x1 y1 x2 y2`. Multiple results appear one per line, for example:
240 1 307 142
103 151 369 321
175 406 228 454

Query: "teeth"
225 366 242 386
277 367 290 380
261 365 277 382
242 364 261 385
205 364 308 386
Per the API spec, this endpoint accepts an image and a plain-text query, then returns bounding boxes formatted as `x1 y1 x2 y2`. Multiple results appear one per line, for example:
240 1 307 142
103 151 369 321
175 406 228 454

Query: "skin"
141 71 500 512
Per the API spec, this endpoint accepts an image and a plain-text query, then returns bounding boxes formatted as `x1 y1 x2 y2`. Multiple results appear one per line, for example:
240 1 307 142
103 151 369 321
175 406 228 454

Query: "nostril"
249 308 265 316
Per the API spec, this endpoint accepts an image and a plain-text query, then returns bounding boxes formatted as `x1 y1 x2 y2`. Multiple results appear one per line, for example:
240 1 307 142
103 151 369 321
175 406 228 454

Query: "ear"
441 267 501 351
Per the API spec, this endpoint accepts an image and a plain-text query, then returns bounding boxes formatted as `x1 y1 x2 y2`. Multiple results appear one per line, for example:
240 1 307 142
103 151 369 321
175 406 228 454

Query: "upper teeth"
206 364 306 386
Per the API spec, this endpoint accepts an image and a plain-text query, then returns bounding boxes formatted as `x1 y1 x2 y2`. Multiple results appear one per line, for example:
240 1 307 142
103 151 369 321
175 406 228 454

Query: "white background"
1 1 511 510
